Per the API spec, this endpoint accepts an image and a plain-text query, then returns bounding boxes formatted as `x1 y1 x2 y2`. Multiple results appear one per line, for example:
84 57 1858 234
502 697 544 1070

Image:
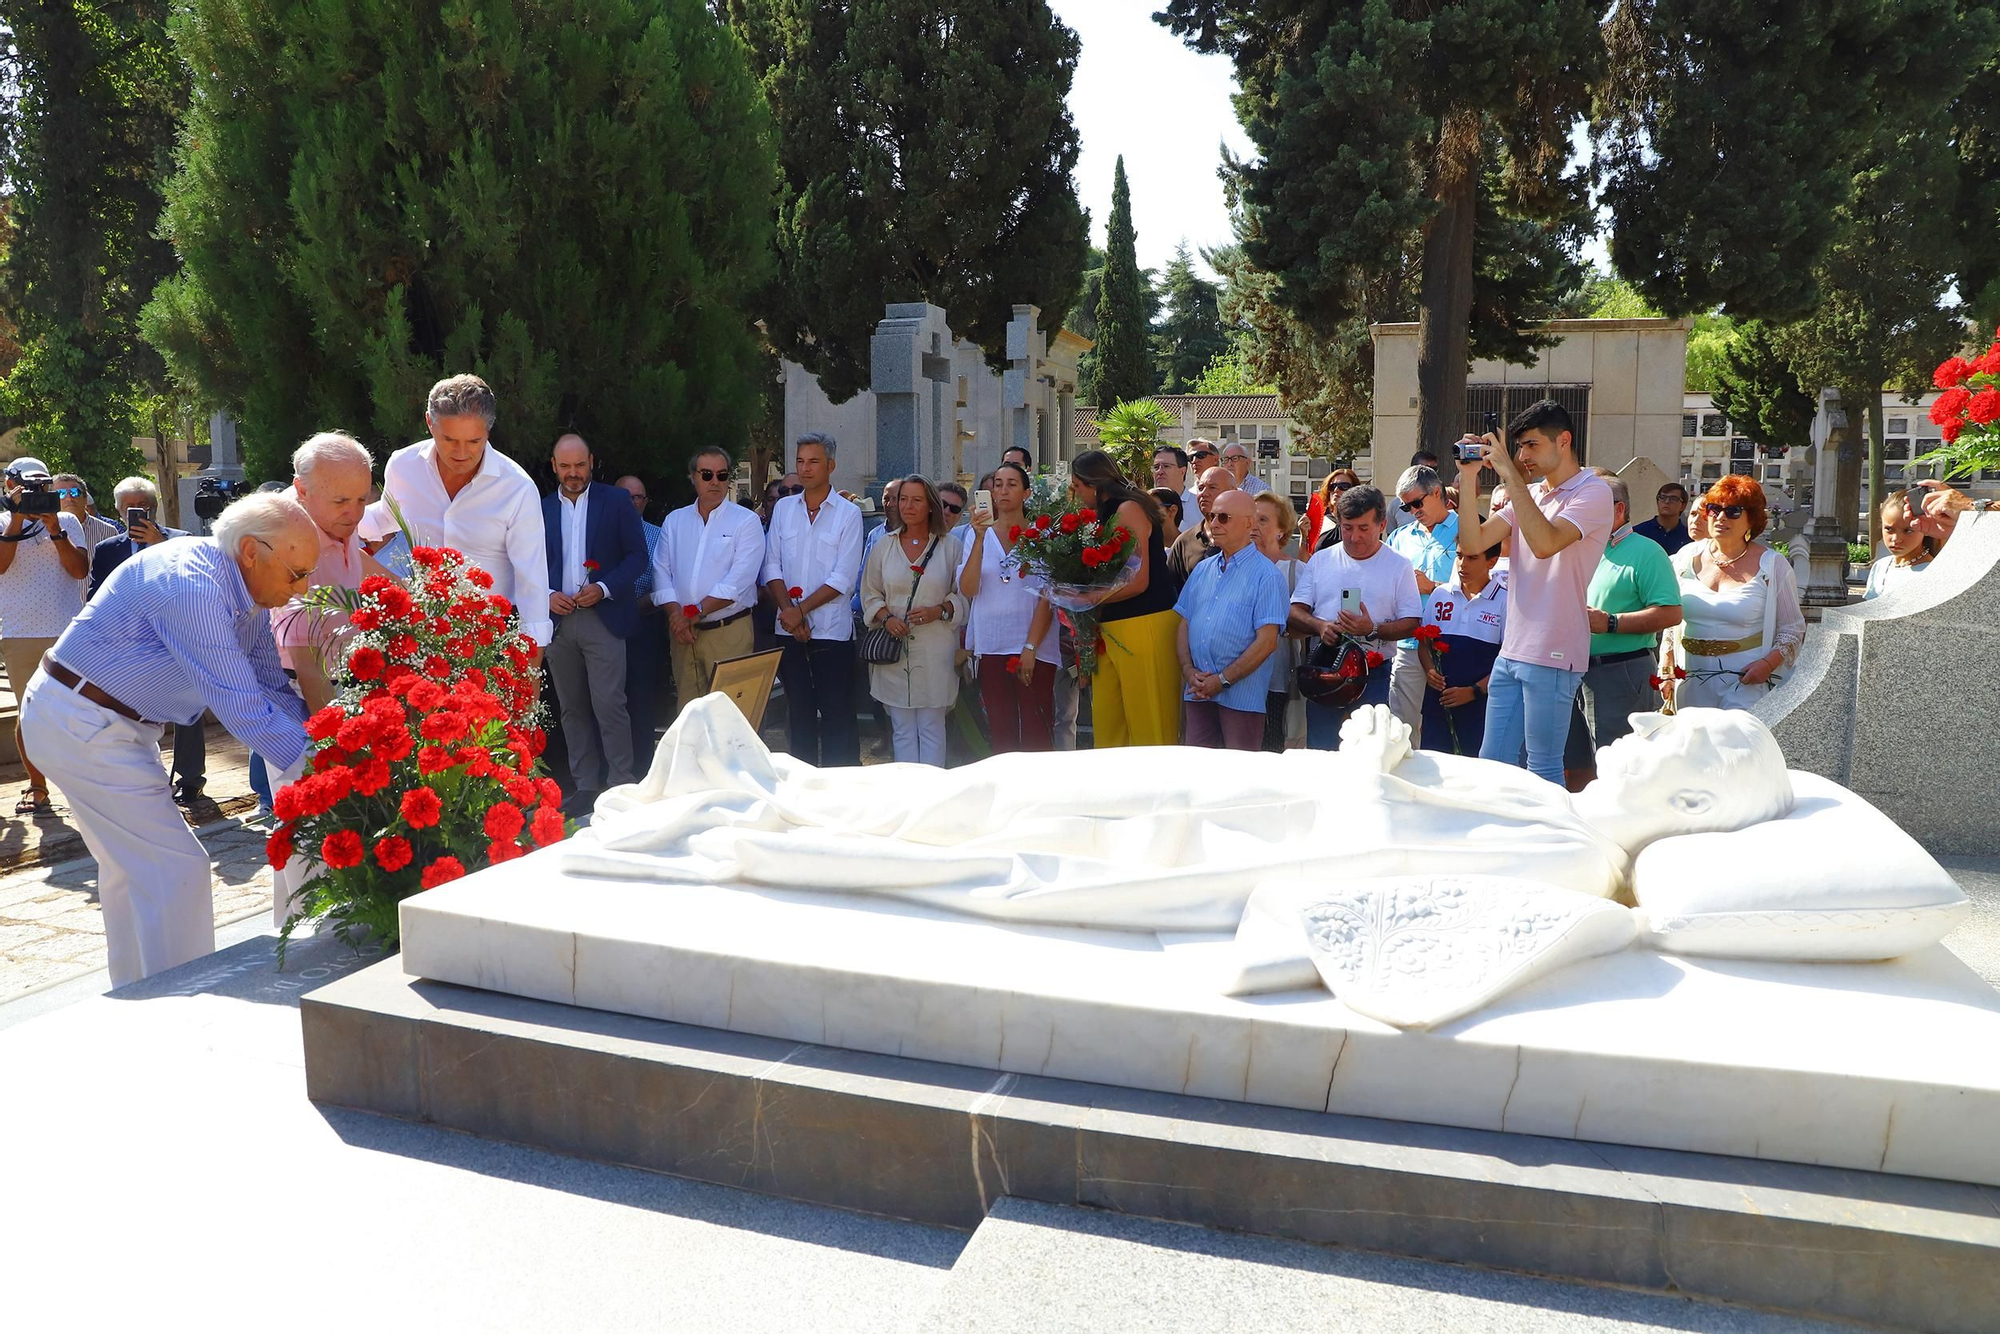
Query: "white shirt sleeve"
759 504 788 587
650 513 677 606
1290 552 1318 610
509 486 554 647
716 516 765 605
1392 560 1422 622
823 506 863 596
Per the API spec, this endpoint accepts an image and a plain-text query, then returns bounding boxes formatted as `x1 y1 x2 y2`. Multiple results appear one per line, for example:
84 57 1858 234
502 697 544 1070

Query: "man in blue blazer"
543 433 649 799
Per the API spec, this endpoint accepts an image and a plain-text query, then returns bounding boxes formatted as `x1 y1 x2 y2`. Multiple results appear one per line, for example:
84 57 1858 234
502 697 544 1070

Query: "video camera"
4 474 64 516
193 475 250 522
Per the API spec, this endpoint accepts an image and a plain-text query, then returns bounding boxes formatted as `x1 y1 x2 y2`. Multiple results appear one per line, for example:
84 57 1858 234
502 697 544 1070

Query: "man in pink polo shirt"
274 432 391 714
1454 399 1613 784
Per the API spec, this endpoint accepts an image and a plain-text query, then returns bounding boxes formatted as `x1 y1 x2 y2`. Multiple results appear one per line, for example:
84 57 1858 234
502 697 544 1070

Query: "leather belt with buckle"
43 658 156 724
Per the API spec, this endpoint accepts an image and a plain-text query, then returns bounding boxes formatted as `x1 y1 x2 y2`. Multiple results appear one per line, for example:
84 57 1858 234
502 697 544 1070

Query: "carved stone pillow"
1631 771 1969 960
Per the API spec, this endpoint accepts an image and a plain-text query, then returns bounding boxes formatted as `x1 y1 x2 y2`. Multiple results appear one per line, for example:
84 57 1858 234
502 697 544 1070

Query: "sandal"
14 789 53 816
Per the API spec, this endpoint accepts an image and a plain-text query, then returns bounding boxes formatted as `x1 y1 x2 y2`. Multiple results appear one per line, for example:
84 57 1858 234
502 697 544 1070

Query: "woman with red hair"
1658 475 1805 711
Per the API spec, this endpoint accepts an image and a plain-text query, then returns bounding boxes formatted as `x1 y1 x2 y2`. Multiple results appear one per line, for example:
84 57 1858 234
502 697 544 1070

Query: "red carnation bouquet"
268 544 561 957
1921 327 2000 476
1008 478 1140 679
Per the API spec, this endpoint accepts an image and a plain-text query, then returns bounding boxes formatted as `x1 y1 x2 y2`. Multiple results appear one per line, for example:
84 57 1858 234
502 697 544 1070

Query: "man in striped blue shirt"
1172 491 1291 750
21 491 320 986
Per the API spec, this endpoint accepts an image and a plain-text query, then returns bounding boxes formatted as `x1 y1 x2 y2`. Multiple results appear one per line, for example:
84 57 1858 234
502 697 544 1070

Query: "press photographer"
0 457 90 817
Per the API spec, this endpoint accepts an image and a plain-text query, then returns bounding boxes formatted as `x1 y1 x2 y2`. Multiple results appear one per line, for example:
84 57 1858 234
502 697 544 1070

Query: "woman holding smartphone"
958 463 1058 751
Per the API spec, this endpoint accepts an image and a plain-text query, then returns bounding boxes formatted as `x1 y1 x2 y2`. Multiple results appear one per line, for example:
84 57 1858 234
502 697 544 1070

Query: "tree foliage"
0 0 180 495
1087 157 1155 407
1153 241 1227 392
144 0 777 482
1710 321 1816 454
1953 55 2000 330
1092 397 1175 480
1190 341 1274 396
730 0 1088 403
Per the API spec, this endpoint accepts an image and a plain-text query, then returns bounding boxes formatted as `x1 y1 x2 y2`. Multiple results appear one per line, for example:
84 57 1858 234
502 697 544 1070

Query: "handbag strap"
898 535 940 620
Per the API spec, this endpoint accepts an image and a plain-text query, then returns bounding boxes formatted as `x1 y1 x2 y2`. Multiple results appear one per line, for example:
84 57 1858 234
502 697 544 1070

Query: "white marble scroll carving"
1292 875 1639 1029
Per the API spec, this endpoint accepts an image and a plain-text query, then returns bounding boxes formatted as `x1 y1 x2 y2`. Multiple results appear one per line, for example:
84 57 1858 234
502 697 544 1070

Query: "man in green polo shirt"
1563 471 1683 790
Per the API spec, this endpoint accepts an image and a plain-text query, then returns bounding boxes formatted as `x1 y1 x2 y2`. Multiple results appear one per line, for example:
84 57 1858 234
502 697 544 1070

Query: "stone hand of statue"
1337 703 1413 773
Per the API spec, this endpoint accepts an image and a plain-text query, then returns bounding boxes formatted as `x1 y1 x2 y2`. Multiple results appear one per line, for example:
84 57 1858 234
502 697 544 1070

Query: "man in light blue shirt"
22 492 318 986
1173 491 1290 750
1385 465 1460 732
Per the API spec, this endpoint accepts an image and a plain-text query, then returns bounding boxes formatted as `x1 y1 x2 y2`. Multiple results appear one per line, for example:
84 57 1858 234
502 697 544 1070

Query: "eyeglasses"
695 468 729 482
252 535 314 584
941 501 964 515
1397 495 1425 514
1702 503 1748 520
1191 450 1217 461
1207 512 1238 525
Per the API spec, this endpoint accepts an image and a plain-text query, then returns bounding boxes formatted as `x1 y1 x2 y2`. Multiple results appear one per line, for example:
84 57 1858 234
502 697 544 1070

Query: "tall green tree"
143 0 776 482
1088 156 1155 406
1597 0 1990 323
0 0 180 496
1153 241 1227 392
1954 55 2000 330
1710 321 1817 455
729 0 1088 403
1157 0 1599 453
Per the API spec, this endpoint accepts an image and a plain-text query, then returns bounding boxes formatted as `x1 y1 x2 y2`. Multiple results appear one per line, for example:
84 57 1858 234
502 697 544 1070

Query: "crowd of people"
7 374 1995 987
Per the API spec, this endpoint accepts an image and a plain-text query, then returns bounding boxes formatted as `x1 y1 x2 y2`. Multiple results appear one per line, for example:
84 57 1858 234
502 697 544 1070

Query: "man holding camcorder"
0 457 90 816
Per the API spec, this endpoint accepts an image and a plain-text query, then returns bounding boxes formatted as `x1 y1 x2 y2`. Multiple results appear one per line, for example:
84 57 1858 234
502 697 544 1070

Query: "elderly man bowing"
21 492 319 985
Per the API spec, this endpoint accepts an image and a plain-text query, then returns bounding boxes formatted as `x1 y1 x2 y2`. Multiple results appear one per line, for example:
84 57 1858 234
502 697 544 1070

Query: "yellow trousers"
1090 608 1182 748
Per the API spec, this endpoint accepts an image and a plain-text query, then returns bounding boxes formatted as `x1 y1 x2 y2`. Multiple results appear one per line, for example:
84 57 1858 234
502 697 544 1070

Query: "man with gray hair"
762 431 863 765
22 491 319 984
379 373 551 651
275 432 389 716
1384 463 1460 731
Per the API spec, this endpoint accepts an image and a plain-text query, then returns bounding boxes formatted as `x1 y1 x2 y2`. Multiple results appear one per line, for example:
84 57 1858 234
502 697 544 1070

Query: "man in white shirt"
379 373 553 650
0 457 89 814
762 432 864 766
1288 484 1422 750
543 434 650 801
654 444 765 720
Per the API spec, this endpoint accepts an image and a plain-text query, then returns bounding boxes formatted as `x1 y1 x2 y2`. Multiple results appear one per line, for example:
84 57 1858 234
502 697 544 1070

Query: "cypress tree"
143 0 776 482
1154 241 1228 393
1710 321 1817 456
0 1 180 495
1089 157 1155 407
729 0 1088 403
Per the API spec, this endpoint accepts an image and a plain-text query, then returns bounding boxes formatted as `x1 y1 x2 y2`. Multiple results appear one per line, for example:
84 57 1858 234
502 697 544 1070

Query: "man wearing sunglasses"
543 433 650 807
1384 464 1460 731
654 445 766 737
1454 399 1614 785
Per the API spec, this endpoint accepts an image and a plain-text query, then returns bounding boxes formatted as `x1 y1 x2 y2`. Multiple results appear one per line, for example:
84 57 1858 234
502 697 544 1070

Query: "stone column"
1057 390 1075 463
871 303 957 484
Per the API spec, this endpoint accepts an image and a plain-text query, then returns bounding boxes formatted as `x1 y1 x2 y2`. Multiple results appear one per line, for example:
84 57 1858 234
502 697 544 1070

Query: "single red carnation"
1967 388 2000 426
682 604 700 619
1365 650 1386 669
1007 525 1023 542
1059 513 1080 534
401 786 443 829
1078 508 1097 522
379 587 415 619
417 745 455 774
530 805 566 847
1975 342 2000 377
1006 655 1021 672
487 838 526 864
359 574 396 597
1931 386 1972 425
407 680 446 712
1935 356 1974 389
375 726 416 762
350 756 392 796
335 714 377 753
390 633 420 658
419 855 466 889
373 836 414 872
419 710 469 743
467 567 494 589
320 830 365 870
1034 514 1052 530
484 802 525 840
349 608 382 632
788 586 804 600
1648 674 1663 690
305 706 345 741
537 776 563 807
273 783 306 824
422 654 450 679
1943 420 1963 443
429 616 451 636
1081 549 1100 568
266 823 295 871
1673 666 1688 680
1433 642 1450 655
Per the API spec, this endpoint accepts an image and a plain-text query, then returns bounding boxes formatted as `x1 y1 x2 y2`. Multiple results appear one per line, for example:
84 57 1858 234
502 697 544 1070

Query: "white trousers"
1388 644 1425 733
21 670 214 987
885 704 947 766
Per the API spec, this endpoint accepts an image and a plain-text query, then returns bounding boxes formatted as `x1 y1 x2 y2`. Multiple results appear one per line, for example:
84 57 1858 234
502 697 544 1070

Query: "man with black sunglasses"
1384 464 1459 731
654 445 766 730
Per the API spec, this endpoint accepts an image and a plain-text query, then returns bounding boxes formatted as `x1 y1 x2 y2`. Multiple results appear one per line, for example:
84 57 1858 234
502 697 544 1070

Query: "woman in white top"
958 463 1058 751
861 475 967 765
1251 491 1307 752
1659 476 1805 712
1863 491 1934 600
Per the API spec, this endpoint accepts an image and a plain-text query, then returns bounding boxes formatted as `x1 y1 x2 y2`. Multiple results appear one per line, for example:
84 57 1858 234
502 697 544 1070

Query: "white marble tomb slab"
397 855 2000 1188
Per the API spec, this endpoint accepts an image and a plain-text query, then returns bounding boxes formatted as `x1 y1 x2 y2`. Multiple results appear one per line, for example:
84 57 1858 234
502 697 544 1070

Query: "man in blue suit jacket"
543 433 649 798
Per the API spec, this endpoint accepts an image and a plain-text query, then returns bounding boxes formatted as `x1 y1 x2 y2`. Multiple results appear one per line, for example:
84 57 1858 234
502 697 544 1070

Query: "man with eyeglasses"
22 491 319 984
1632 481 1692 556
1186 440 1220 513
654 445 765 730
1152 446 1195 520
1173 490 1290 750
1219 440 1271 496
0 457 90 816
1383 464 1461 733
938 482 972 562
543 434 650 808
617 474 666 761
1168 466 1237 587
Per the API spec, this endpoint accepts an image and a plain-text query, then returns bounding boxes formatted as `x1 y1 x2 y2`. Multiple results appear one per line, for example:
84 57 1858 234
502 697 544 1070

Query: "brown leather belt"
699 607 753 631
43 658 154 724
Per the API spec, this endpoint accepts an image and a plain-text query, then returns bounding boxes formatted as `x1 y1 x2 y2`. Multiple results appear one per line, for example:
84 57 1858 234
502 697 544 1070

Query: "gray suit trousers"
547 604 636 789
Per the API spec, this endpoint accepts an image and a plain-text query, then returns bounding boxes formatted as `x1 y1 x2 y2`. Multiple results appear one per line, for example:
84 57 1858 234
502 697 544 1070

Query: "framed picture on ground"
707 648 785 730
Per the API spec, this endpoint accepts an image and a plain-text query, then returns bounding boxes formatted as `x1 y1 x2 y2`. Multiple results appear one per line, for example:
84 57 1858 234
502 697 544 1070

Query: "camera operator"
1454 400 1614 784
0 458 90 816
22 491 318 985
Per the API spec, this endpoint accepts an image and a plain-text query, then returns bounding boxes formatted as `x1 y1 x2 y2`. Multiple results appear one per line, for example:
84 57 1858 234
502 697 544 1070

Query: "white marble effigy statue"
566 696 1970 1028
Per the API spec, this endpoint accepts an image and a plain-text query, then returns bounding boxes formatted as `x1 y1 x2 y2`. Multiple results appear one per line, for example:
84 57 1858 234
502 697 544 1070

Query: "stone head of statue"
1574 708 1793 854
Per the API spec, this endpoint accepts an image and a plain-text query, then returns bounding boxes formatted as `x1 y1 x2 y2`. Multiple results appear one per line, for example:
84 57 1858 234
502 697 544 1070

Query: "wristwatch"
941 603 955 622
1023 640 1038 655
1607 613 1620 634
1219 672 1232 688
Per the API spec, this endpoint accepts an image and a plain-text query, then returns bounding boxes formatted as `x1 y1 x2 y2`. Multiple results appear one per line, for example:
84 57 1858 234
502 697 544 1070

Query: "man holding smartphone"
1287 484 1422 749
1454 400 1614 784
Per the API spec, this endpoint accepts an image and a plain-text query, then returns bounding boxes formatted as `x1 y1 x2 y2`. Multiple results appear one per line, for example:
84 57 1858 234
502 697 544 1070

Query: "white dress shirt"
381 438 553 645
554 488 610 600
760 490 864 642
653 498 764 621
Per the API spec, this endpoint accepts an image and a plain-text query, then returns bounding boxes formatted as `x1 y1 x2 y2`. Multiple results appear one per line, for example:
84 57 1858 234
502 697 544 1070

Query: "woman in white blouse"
958 462 1058 751
1658 475 1805 712
861 476 967 765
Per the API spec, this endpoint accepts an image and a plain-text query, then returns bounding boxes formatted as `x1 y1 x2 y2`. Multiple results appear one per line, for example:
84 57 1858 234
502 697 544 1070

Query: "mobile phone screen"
127 507 147 530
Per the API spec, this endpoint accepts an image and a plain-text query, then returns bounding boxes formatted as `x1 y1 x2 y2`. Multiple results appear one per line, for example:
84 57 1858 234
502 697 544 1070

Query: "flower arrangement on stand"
1919 327 2000 476
1008 478 1139 679
268 545 562 957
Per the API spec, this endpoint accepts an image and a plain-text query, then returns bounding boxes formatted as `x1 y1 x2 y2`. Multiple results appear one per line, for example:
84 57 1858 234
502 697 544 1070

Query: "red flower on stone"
484 801 525 841
266 823 295 871
373 836 414 873
530 805 566 847
419 855 466 890
401 785 443 829
321 830 365 870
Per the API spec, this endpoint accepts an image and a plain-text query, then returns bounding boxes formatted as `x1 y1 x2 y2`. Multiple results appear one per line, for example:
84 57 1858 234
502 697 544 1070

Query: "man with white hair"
379 373 551 652
275 432 389 715
21 491 320 985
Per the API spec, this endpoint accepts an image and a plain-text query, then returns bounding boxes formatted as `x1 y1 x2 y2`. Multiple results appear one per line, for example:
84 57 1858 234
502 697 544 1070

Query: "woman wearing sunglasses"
1657 475 1804 711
